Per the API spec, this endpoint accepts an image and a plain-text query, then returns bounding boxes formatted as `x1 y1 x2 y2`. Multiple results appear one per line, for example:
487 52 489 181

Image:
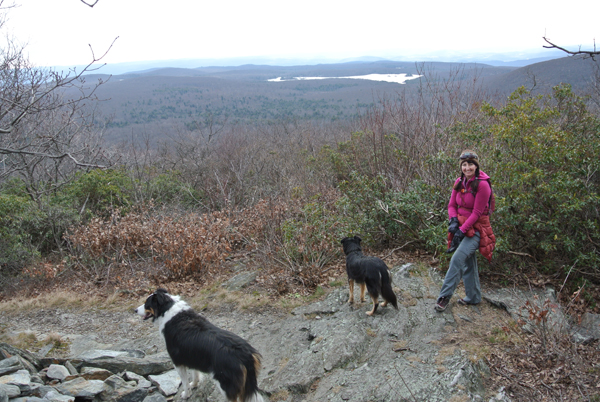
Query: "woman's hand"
448 217 459 234
446 229 465 253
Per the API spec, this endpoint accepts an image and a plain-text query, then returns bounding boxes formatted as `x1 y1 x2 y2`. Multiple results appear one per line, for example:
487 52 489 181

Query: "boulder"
0 369 31 394
72 352 173 376
571 312 600 344
53 377 105 399
0 355 37 376
124 371 152 388
0 356 21 376
0 343 42 370
76 350 130 360
41 390 75 401
119 349 146 359
100 374 149 402
484 286 568 333
222 271 258 290
142 393 168 402
80 367 114 381
64 361 78 376
0 384 20 399
31 384 56 399
148 370 181 396
46 364 70 381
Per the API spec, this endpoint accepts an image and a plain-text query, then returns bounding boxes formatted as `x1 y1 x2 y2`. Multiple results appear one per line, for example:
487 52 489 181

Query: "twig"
558 260 577 295
80 0 100 7
540 381 558 396
377 200 410 229
383 241 416 259
393 363 417 402
573 375 588 400
508 251 534 258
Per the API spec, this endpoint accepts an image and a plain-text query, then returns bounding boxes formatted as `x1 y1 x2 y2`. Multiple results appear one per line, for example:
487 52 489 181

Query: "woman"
435 150 496 312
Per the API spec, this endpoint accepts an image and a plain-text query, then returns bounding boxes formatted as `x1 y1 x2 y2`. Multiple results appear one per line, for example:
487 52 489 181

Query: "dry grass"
0 289 142 314
0 290 99 313
269 389 290 401
0 330 69 355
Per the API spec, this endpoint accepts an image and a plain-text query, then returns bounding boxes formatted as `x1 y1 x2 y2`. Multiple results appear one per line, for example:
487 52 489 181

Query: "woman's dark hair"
453 167 481 193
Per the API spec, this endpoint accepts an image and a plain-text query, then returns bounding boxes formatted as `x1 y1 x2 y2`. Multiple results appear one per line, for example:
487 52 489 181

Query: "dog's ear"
354 235 362 243
153 290 168 305
148 290 169 321
145 293 158 322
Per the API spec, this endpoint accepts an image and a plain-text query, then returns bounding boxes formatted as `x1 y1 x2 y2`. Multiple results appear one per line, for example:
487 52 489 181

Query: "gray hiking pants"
439 232 481 304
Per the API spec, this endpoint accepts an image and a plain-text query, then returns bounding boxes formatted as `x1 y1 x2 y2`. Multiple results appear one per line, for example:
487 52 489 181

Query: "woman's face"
461 161 477 179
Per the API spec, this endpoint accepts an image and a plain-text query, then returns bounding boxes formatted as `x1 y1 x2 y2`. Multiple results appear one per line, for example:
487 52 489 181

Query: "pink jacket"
448 171 492 233
447 171 496 262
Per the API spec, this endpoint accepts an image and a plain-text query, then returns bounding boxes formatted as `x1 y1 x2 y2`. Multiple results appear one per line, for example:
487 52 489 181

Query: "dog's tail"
381 269 398 309
242 352 264 402
246 391 265 402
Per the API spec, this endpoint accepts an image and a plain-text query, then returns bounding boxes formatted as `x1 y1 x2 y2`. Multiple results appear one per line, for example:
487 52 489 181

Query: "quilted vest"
447 215 496 262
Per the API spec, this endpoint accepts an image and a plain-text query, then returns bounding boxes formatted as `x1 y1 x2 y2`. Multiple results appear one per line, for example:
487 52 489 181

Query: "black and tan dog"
341 236 398 316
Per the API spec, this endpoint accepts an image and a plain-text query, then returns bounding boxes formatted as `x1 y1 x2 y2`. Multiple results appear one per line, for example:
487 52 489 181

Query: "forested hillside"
71 57 599 146
3 54 599 299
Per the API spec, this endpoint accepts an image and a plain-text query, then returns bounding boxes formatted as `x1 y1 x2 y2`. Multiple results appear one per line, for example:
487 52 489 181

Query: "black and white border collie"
135 288 264 402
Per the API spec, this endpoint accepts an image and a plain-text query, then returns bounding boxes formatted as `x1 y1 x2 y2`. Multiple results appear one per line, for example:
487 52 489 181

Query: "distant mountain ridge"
76 56 599 145
482 54 600 94
59 48 569 76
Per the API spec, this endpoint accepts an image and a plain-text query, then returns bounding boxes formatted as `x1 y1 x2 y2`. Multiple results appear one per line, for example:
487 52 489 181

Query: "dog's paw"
366 311 374 316
181 391 190 399
381 301 388 307
189 381 198 389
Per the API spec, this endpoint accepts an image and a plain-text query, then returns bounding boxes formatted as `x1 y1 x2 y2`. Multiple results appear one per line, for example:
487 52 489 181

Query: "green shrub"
143 171 203 208
64 168 133 217
0 194 41 274
457 85 600 278
337 172 447 251
279 191 363 276
0 177 81 271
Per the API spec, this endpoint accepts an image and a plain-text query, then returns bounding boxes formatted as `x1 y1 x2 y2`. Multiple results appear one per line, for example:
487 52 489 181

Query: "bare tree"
0 1 116 201
543 36 599 60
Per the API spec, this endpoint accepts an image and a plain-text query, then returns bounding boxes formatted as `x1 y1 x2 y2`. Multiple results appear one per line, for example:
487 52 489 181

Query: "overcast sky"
5 0 600 67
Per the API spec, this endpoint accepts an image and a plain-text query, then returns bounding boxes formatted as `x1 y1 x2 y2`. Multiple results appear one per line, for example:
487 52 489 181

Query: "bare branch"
0 36 117 134
0 15 116 198
543 36 599 60
0 147 107 168
80 0 99 7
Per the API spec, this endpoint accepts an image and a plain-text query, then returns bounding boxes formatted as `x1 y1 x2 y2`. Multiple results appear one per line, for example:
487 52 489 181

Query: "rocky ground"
1 262 599 402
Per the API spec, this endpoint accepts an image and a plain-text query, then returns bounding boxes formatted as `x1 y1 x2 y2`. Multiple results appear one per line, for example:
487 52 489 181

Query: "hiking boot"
435 296 450 312
457 298 478 306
